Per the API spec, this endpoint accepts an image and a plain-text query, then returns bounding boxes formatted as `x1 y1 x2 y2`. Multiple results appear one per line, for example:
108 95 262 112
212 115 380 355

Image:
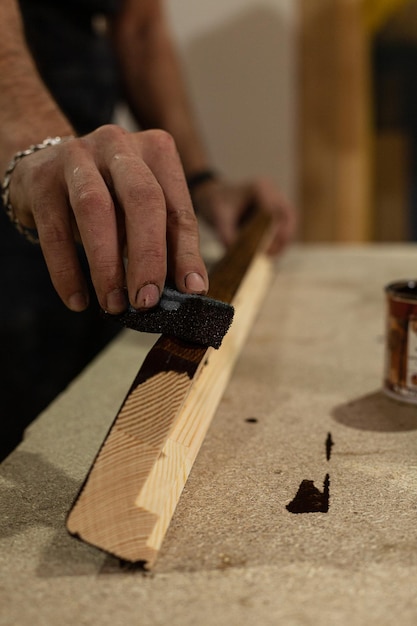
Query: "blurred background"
160 0 417 244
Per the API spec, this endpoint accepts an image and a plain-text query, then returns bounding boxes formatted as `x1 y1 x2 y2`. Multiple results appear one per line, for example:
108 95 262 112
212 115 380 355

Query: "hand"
191 176 297 255
8 125 209 313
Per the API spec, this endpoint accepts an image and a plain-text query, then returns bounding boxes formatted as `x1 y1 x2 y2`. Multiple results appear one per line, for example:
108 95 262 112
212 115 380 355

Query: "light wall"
166 0 298 205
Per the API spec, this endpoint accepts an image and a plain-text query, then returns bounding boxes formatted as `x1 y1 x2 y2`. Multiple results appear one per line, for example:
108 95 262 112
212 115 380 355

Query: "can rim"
385 280 417 301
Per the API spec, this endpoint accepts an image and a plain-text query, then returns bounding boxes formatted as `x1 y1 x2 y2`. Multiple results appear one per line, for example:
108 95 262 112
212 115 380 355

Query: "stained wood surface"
66 211 274 567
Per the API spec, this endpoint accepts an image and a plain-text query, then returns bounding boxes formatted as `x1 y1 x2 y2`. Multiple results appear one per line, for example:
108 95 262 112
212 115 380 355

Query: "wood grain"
66 211 274 567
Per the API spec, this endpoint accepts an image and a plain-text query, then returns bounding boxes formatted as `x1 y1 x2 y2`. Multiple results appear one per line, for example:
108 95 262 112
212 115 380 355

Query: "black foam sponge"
102 287 234 349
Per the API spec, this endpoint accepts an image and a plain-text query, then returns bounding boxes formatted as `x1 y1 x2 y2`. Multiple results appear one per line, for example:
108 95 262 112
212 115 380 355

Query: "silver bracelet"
1 135 74 244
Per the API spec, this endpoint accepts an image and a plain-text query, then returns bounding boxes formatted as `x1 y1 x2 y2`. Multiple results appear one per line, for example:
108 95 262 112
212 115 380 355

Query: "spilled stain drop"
286 474 330 514
325 432 334 461
245 417 258 423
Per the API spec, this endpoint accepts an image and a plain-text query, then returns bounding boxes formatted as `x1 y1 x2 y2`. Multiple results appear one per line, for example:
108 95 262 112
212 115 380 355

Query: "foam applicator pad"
102 287 234 349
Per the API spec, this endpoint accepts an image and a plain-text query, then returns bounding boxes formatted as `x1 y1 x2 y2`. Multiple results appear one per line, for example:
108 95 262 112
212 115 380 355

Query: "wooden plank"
66 211 274 567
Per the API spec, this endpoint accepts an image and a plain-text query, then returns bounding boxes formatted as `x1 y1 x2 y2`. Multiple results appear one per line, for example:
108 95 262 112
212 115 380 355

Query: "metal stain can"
384 280 417 404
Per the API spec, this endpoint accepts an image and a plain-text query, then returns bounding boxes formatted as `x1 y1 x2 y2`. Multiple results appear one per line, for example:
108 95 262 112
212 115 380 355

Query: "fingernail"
135 283 160 309
185 272 206 294
105 288 127 314
68 291 89 312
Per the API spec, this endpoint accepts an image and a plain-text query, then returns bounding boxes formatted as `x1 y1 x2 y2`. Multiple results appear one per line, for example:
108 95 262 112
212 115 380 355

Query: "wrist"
1 123 75 176
1 135 74 243
186 168 218 195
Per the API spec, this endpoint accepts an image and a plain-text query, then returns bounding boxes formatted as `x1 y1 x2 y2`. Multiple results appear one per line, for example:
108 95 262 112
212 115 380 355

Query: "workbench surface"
2 245 417 626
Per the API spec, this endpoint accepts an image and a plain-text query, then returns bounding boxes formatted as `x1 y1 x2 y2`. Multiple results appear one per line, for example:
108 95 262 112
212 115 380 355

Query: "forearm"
112 0 211 176
0 0 74 174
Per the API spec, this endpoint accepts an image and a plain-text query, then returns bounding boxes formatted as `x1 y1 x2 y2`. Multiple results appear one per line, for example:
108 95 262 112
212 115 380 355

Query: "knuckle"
39 220 69 247
168 207 197 230
135 239 166 265
88 240 117 266
135 182 165 207
143 128 177 155
76 187 104 208
85 236 118 269
91 259 121 286
92 123 128 143
110 152 131 167
176 249 202 264
130 245 166 277
139 245 166 264
127 245 166 288
73 186 112 217
87 256 124 299
51 262 78 282
120 177 165 210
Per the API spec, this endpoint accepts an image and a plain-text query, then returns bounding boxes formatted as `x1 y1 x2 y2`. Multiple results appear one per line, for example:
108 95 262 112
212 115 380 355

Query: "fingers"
139 130 208 295
192 180 250 248
211 193 241 248
250 177 297 255
9 122 294 324
9 149 90 312
80 126 207 307
9 125 208 313
193 176 296 256
64 147 128 313
102 134 168 309
35 193 90 312
96 127 208 305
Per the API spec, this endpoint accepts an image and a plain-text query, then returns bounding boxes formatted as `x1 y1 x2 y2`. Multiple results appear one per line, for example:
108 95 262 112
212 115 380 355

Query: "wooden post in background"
299 0 372 241
369 0 417 242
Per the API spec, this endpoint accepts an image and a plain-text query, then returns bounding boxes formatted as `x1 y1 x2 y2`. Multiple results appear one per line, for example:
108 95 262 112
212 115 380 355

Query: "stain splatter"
245 417 258 423
286 474 330 514
325 432 334 461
